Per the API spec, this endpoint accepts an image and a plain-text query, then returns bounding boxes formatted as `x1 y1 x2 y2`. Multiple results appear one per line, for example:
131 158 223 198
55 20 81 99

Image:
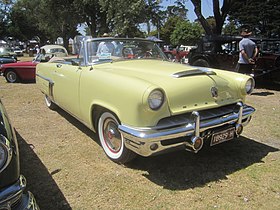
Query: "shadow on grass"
54 108 279 191
16 131 71 210
128 137 279 190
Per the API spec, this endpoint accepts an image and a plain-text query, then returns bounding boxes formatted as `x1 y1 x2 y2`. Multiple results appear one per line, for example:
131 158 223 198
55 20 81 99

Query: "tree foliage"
2 0 280 48
0 0 14 38
170 20 203 46
99 0 145 37
228 0 280 37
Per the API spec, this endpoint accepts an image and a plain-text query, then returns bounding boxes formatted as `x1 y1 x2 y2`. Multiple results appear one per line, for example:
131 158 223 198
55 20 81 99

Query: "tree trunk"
191 0 213 35
190 0 232 35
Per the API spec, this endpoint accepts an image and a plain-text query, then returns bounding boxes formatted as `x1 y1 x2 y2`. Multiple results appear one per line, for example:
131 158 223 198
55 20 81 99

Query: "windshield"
82 38 167 64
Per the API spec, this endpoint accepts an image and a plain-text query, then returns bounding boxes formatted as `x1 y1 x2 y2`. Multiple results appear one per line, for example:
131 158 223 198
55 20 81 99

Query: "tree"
99 0 145 37
144 0 163 35
0 0 14 38
73 0 107 37
160 16 184 44
170 20 203 46
190 0 233 35
229 0 280 37
7 0 44 41
223 20 239 35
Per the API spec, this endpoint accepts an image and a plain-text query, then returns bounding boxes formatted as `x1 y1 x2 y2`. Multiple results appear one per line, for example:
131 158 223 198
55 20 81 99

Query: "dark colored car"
188 35 280 81
0 57 17 64
0 99 39 209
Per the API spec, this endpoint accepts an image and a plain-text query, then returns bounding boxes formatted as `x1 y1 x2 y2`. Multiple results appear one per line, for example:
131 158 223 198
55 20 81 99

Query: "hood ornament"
211 87 218 98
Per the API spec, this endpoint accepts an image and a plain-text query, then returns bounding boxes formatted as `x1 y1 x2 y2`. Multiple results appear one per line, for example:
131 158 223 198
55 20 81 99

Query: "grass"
0 62 279 210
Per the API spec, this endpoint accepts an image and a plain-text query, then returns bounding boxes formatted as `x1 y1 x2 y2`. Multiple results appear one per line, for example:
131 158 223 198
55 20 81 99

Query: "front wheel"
5 70 19 83
98 112 136 164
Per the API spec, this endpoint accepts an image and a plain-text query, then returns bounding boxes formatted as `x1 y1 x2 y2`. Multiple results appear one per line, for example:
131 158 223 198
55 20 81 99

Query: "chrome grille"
156 104 241 130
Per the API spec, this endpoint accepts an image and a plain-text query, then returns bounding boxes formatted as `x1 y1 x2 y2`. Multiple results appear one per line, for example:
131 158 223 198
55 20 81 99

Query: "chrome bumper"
0 175 39 210
119 102 255 157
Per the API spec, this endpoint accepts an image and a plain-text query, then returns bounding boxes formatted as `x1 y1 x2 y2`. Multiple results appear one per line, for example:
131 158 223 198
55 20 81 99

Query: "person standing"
236 27 258 75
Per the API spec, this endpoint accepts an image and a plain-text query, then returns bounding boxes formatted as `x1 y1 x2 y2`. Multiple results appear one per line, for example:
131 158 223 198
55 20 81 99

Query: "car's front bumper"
119 102 255 157
0 175 39 210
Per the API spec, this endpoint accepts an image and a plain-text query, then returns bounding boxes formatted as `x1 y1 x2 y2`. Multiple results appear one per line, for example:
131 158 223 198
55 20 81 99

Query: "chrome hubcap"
7 72 16 82
103 119 121 153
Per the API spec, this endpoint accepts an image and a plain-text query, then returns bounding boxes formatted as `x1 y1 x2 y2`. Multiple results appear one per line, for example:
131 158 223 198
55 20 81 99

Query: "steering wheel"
122 47 134 58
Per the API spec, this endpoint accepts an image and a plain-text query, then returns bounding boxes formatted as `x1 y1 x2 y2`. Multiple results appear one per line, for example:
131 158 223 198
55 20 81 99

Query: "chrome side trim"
36 73 54 85
119 103 255 156
36 73 54 99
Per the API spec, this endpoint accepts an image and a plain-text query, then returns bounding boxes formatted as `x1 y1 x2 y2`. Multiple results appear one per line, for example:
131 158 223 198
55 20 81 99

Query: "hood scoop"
172 68 216 78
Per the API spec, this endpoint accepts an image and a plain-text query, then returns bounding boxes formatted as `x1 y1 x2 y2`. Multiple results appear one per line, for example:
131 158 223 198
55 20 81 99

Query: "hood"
95 60 243 114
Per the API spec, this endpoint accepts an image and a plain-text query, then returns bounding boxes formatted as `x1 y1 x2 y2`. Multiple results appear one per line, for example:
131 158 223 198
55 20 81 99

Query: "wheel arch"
91 104 121 133
4 68 21 82
190 55 208 64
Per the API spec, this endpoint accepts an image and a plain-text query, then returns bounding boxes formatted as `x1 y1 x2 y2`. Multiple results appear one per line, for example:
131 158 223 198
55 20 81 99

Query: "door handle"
56 64 62 68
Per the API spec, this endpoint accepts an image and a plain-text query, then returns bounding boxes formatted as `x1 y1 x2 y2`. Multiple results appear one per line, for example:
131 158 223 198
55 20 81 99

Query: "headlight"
245 78 255 94
0 143 8 170
148 89 164 110
0 135 12 173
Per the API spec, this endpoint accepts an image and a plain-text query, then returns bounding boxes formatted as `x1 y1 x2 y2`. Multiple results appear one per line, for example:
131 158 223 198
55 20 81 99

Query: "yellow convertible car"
36 37 255 163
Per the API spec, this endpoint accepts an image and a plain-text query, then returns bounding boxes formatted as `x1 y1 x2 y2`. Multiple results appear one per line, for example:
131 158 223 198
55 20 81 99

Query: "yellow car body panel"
37 59 250 128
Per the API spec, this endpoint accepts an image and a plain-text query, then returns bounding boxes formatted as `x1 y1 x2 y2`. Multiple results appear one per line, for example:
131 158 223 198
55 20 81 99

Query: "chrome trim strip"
172 69 216 78
35 73 54 85
119 103 255 156
36 73 54 99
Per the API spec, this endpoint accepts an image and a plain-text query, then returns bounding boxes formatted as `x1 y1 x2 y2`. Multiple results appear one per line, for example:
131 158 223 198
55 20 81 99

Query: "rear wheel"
5 70 19 83
192 59 210 67
98 112 136 164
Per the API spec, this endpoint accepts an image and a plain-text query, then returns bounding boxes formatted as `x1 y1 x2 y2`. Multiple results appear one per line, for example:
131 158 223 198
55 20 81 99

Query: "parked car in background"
36 37 255 164
0 99 39 209
0 56 17 64
0 45 68 83
0 47 17 59
164 45 192 63
13 46 24 56
188 35 280 82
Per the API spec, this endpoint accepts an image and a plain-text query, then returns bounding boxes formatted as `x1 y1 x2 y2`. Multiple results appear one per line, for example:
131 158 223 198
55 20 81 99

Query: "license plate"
210 127 235 146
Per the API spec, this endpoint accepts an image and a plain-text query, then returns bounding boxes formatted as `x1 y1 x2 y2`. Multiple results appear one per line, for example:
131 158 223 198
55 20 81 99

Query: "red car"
164 45 194 63
0 45 68 83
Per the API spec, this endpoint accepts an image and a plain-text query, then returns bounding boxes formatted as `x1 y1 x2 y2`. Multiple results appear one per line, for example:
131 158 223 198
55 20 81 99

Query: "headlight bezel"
148 89 165 110
0 134 13 173
244 77 255 95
